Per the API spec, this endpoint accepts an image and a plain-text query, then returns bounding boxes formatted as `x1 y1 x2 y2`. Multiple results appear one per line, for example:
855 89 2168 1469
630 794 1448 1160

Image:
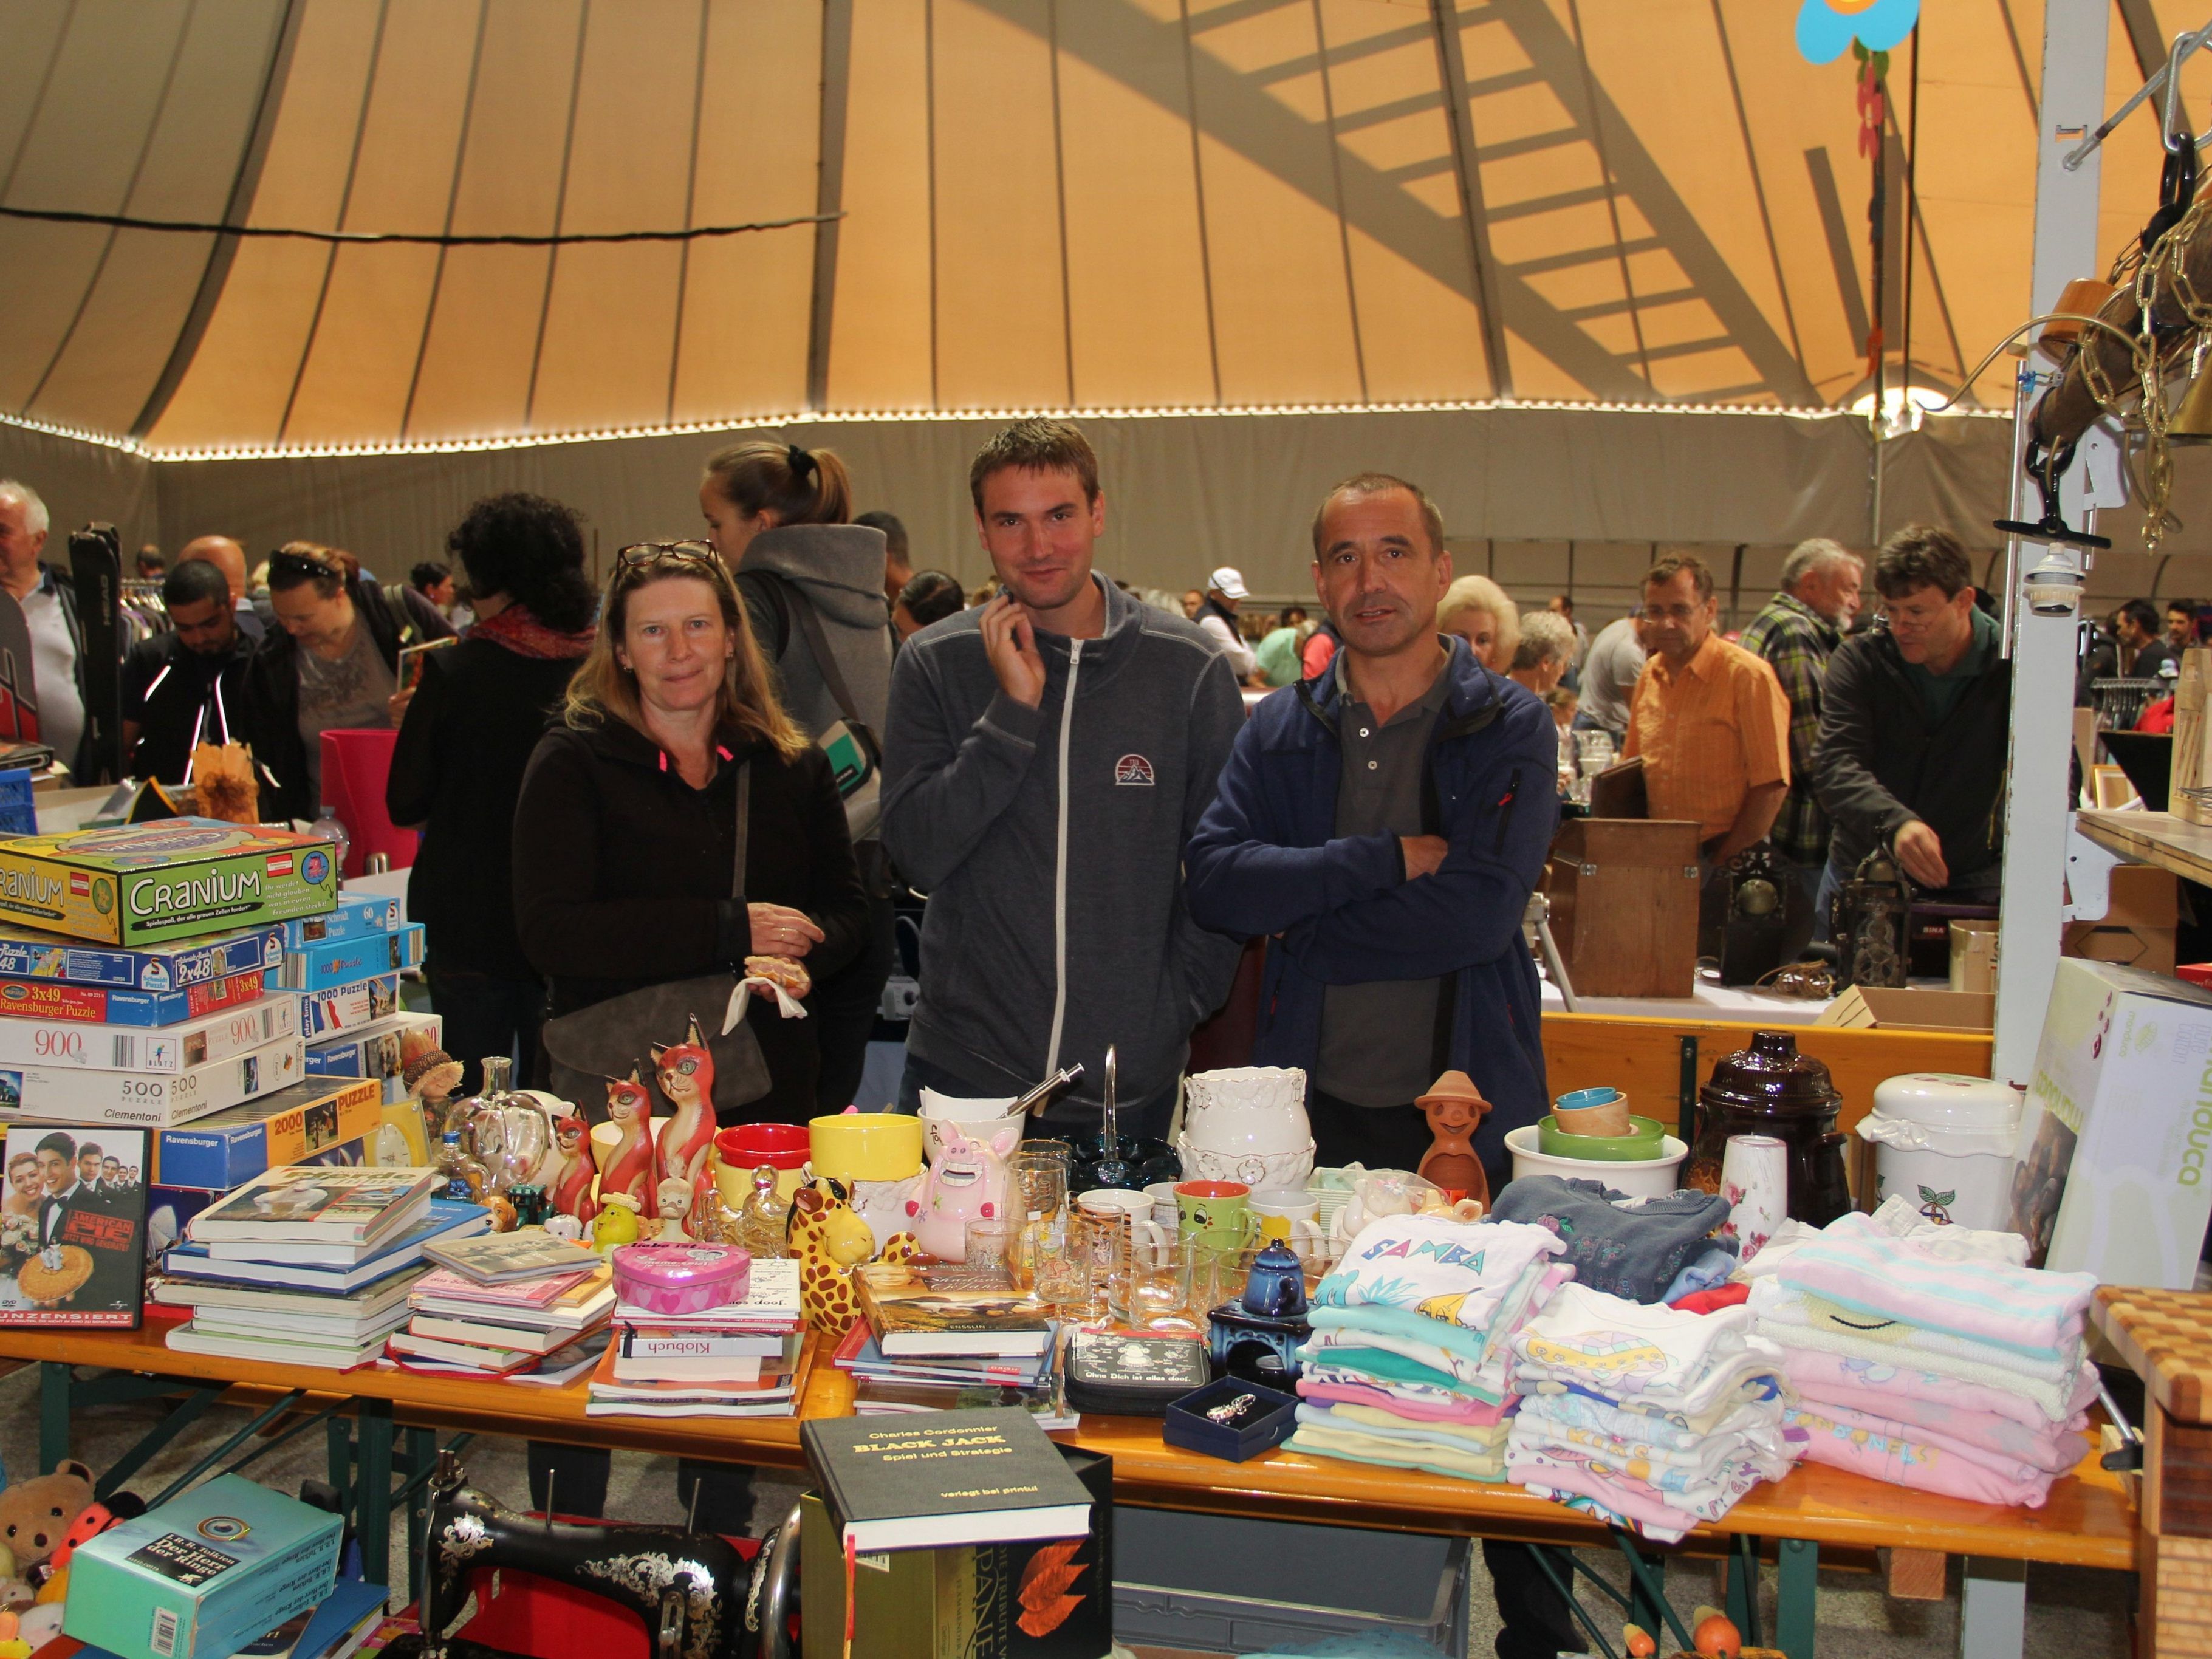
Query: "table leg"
355 1404 395 1590
39 1361 70 1472
403 1428 436 1606
1725 1535 1762 1649
1957 1558 2026 1659
1775 1537 1818 1659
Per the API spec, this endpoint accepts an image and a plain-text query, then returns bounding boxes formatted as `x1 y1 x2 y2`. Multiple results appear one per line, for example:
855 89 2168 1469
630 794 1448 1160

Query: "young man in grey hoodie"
881 419 1244 1138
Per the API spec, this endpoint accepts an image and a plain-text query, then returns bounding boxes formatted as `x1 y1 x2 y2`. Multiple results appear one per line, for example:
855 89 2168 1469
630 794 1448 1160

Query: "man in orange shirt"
1622 553 1792 865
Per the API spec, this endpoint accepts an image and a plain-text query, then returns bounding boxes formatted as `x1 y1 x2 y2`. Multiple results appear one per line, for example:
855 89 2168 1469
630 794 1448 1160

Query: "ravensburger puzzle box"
0 820 337 946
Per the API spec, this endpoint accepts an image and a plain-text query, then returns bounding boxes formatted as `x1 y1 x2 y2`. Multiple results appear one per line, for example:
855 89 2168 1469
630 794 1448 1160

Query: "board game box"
0 820 335 946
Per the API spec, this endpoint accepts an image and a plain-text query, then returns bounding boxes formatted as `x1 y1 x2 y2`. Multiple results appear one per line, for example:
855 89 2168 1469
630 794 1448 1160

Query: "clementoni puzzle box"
0 821 337 946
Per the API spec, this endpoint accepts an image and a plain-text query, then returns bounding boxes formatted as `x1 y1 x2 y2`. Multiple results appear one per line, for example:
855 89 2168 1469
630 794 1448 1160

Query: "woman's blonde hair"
564 547 809 762
702 439 852 527
1437 575 1520 665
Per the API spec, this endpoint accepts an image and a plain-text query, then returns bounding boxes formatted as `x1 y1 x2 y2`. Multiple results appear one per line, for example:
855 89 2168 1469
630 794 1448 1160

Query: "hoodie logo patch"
1114 754 1156 787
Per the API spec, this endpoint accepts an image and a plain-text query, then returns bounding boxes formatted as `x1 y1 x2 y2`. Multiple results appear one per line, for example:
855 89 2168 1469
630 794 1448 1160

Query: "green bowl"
1536 1113 1669 1161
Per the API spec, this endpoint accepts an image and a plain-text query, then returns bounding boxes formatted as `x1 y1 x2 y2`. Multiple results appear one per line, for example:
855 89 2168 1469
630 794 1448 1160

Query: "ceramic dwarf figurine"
538 1116 597 1225
1416 1070 1492 1209
652 1016 717 1198
653 1176 696 1242
595 1069 657 1212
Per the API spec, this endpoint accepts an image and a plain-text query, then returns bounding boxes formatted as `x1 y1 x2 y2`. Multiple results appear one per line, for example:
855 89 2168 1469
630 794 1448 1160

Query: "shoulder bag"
539 760 773 1117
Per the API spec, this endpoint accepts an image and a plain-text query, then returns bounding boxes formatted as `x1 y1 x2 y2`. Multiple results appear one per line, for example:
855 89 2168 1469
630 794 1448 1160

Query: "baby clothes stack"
1506 1283 1796 1542
1287 1214 1569 1480
1491 1176 1736 1304
1747 1204 2098 1508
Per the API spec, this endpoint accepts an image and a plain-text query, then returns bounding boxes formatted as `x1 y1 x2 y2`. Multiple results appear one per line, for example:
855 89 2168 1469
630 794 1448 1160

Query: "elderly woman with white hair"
1436 574 1519 671
1508 609 1578 694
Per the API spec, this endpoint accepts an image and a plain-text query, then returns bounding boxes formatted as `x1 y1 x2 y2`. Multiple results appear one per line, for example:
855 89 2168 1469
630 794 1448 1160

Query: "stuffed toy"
0 1463 94 1583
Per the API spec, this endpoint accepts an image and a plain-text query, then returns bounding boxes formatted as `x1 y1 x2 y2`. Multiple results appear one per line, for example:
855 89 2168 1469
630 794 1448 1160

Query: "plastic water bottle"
309 806 351 882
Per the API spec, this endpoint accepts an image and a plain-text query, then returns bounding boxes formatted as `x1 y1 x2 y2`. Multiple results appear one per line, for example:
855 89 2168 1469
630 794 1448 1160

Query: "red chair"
319 727 417 877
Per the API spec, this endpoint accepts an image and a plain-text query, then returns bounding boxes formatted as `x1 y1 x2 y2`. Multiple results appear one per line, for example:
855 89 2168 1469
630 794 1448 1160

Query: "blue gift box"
1162 1377 1299 1462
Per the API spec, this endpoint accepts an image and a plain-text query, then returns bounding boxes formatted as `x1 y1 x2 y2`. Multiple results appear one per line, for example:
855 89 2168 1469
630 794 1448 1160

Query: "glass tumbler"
1034 1212 1107 1320
1111 1234 1204 1333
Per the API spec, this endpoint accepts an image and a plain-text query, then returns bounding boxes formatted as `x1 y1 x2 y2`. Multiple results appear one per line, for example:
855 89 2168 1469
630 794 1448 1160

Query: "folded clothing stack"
1490 1177 1735 1305
1286 1214 1570 1480
1507 1284 1796 1543
1747 1209 2098 1508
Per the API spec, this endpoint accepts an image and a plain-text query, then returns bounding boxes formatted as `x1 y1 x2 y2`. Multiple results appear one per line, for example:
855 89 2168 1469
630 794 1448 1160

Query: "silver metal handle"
755 1497 805 1659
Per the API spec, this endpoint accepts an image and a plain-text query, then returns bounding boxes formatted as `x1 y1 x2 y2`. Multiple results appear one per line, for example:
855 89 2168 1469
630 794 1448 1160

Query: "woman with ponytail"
699 439 897 1110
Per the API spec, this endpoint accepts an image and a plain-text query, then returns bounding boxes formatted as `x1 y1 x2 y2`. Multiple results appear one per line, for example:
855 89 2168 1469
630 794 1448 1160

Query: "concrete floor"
0 1361 2134 1658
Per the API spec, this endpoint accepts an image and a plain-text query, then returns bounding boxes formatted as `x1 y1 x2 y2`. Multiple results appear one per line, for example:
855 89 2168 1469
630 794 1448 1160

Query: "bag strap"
779 578 875 733
731 759 752 901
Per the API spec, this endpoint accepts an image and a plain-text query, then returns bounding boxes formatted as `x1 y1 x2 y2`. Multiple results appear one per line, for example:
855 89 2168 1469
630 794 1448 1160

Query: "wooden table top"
2 1322 2139 1569
2096 1285 2212 1423
2077 809 2212 888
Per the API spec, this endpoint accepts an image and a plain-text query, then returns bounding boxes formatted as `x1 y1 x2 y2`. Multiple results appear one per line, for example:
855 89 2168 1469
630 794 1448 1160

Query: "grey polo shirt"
1313 656 1451 1109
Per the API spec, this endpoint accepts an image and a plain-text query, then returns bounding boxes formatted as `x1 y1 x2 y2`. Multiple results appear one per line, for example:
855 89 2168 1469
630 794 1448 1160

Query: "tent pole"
1992 0 2108 1089
806 0 857 412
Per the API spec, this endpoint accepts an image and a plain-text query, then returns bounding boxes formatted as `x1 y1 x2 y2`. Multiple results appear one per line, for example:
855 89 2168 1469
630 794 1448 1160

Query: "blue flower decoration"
1796 0 1919 64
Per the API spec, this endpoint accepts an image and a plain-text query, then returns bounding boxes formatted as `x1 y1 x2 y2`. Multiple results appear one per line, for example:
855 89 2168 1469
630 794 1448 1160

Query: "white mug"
1250 1187 1324 1251
1078 1188 1171 1259
1144 1181 1180 1230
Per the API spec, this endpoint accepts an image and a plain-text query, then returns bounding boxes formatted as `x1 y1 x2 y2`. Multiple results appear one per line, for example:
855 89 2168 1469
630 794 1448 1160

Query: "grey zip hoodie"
882 576 1245 1114
736 523 892 740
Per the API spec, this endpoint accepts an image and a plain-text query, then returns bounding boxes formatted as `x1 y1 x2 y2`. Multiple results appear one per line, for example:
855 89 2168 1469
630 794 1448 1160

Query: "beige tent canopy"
4 0 2211 595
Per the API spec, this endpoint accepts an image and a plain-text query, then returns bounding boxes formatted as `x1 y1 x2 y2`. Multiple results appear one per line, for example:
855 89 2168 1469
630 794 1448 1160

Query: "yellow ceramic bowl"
809 1112 923 1183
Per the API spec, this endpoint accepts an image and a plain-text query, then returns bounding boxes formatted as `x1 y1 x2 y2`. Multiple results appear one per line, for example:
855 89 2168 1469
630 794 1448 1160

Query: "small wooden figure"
652 1016 717 1198
540 1115 597 1225
403 1046 467 1141
595 1068 657 1213
1416 1070 1492 1209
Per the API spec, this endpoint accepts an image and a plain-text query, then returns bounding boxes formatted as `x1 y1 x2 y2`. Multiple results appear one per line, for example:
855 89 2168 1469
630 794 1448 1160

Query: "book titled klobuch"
801 1407 1092 1554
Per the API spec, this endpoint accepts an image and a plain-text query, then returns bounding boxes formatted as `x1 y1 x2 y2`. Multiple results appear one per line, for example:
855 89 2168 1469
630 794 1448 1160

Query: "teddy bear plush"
0 1462 95 1590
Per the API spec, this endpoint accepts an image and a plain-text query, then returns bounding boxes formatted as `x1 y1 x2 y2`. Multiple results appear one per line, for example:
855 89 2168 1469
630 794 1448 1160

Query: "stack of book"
157 1163 469 1367
834 1262 1066 1423
385 1230 614 1380
0 820 340 1131
586 1256 809 1418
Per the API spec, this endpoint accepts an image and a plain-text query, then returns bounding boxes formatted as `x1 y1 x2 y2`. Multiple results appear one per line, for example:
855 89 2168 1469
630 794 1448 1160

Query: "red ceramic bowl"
716 1123 810 1170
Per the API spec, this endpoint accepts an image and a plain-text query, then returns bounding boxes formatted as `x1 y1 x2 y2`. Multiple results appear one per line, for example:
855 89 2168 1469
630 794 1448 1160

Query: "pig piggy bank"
905 1123 1021 1261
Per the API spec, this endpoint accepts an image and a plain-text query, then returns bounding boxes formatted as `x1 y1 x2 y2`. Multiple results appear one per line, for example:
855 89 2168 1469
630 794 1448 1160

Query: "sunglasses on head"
269 548 344 580
615 540 719 573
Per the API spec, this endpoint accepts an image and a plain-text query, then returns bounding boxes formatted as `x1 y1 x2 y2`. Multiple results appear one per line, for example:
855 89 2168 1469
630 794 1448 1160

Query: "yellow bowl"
809 1112 923 1183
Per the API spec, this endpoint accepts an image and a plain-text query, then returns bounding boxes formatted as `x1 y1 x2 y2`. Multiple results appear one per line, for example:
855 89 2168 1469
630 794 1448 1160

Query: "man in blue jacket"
1186 471 1560 1189
1186 473 1569 1659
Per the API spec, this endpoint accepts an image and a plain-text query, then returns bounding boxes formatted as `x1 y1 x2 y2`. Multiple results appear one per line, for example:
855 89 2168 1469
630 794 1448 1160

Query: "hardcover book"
159 1199 487 1291
419 1230 600 1284
189 1166 435 1246
796 1448 1111 1657
854 1263 1054 1357
0 1122 149 1327
800 1407 1092 1553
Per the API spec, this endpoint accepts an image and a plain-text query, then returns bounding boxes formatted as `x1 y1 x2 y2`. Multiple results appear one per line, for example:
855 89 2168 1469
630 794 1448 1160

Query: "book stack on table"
834 1262 1069 1425
587 1256 808 1418
0 821 341 1131
385 1230 614 1383
155 1165 484 1368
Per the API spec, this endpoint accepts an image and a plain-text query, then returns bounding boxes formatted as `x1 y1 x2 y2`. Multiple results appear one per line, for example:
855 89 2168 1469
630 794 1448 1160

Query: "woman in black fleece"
510 541 861 1534
511 541 865 1123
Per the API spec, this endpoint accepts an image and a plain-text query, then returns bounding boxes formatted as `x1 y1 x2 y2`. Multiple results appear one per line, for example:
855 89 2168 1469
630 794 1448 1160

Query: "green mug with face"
1174 1180 1258 1254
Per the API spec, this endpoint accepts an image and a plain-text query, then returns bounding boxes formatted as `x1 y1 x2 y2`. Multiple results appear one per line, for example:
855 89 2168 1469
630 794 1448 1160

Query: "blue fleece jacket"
1184 638 1560 1185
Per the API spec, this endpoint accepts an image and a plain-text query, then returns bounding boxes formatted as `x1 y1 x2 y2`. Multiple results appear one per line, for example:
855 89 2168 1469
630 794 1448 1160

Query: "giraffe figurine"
786 1177 919 1335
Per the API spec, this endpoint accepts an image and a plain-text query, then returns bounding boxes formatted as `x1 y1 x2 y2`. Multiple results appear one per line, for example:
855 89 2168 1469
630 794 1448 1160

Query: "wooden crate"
1542 818 1703 998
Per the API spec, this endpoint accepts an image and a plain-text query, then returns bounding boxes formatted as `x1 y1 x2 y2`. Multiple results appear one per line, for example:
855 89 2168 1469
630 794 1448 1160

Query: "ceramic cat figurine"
652 1016 716 1197
904 1122 1021 1261
540 1115 597 1224
595 1068 656 1212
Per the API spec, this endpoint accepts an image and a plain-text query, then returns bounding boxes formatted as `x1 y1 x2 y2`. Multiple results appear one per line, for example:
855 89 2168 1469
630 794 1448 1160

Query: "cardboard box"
1815 986 1996 1033
2010 957 2212 1287
279 892 401 950
63 1474 340 1659
152 1076 383 1189
2063 863 2179 979
273 925 423 993
0 965 269 1027
306 1012 440 1103
1949 919 2001 996
0 821 337 946
0 991 296 1074
0 925 281 991
295 973 400 1038
0 1034 306 1128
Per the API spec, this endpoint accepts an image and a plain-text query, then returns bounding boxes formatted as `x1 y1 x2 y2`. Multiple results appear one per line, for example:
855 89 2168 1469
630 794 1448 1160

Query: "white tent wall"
0 426 158 556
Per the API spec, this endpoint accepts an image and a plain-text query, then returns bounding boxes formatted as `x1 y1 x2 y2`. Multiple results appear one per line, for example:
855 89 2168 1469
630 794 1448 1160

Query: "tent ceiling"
2 0 2207 454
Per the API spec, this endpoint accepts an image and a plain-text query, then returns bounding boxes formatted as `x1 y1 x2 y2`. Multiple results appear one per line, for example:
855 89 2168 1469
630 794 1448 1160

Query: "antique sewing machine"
411 1449 770 1659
